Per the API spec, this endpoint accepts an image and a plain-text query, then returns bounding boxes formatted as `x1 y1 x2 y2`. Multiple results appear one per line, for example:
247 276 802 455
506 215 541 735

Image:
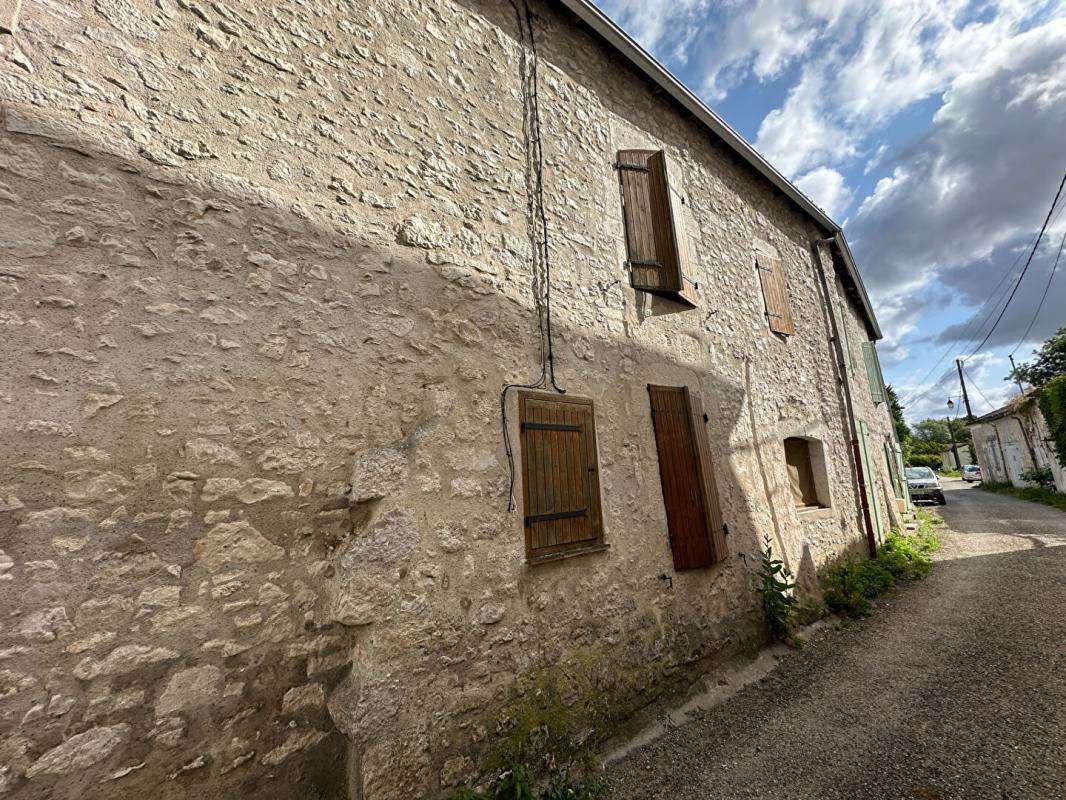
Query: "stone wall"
0 1 896 798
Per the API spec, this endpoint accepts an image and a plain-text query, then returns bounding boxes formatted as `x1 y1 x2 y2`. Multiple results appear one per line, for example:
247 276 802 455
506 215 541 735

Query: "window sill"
796 505 834 522
527 543 610 566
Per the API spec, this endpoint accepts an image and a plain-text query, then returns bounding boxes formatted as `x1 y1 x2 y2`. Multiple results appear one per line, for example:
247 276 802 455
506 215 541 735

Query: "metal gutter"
552 0 883 340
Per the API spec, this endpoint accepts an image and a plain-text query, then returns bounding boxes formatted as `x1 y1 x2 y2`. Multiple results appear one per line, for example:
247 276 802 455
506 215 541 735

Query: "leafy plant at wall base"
1021 466 1055 489
823 518 940 617
753 535 797 640
446 767 602 800
980 481 1066 512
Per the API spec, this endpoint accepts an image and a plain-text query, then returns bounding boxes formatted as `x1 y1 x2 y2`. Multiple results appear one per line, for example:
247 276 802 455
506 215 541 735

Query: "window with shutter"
616 149 698 309
518 392 605 563
756 255 795 335
861 341 886 404
647 385 728 570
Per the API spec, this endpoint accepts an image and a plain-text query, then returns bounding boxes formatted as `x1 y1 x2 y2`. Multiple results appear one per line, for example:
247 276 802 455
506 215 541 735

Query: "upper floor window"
756 254 795 335
518 392 605 564
861 341 887 404
615 149 698 309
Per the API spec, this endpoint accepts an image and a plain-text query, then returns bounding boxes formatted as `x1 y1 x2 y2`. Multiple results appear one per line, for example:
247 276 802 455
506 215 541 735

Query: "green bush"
822 521 940 617
1040 374 1066 467
1021 466 1055 489
907 453 942 470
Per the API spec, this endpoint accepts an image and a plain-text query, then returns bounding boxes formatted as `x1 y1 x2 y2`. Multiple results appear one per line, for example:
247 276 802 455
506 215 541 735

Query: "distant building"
941 444 974 471
968 390 1066 492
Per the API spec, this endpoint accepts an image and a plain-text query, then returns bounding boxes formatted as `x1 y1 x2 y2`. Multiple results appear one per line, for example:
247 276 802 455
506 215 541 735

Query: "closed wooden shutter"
648 385 728 570
756 255 795 335
616 150 697 308
861 341 886 403
519 392 604 562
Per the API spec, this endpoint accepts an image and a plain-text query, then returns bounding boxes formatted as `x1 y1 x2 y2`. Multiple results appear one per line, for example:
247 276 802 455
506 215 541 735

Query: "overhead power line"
896 199 1065 408
963 170 1066 361
963 365 998 415
1010 229 1066 357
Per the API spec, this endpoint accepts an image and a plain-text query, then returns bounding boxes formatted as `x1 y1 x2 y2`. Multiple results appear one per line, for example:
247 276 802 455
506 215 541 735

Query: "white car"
905 467 946 505
962 464 982 482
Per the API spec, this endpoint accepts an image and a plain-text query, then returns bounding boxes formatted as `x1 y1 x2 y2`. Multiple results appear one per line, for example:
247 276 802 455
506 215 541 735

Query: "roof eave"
552 0 883 340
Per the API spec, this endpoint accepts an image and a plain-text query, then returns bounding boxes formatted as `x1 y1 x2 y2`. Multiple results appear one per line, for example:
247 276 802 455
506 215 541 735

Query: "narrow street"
605 480 1066 800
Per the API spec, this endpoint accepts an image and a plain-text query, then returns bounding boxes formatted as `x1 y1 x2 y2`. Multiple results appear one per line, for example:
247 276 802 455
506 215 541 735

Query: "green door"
858 420 884 544
894 442 911 512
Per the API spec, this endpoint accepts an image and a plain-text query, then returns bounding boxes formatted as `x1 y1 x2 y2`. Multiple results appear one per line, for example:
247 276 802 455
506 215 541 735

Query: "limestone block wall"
0 1 893 798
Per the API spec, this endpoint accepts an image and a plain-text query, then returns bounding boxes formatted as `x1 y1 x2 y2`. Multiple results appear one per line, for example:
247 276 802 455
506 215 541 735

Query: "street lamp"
946 399 961 470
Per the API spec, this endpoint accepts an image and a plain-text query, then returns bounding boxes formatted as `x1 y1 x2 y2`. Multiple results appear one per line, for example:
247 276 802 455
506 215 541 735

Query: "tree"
1010 326 1066 387
885 385 910 444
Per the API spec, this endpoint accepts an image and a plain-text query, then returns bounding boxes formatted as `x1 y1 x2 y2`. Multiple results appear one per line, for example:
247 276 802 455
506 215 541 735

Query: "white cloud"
849 19 1066 300
794 166 854 219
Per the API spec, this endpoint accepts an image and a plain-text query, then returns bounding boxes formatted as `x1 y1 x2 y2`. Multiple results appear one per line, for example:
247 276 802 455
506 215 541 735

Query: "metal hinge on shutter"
628 259 664 268
756 264 773 272
525 508 587 526
766 312 783 318
614 162 649 172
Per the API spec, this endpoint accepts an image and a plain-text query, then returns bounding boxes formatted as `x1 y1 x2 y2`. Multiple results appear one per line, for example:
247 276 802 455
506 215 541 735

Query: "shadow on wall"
0 109 810 799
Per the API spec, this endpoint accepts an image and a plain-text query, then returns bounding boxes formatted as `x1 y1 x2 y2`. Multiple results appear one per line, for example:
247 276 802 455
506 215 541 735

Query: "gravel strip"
603 480 1066 800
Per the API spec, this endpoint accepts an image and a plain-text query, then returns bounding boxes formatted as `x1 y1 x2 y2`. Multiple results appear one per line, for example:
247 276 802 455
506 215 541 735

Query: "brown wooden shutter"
648 385 728 570
756 255 795 335
519 392 604 562
617 150 697 308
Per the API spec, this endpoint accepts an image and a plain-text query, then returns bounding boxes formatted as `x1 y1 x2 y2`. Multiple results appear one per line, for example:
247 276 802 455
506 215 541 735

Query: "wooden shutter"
616 150 697 308
756 255 795 335
519 392 604 562
861 341 886 403
648 385 728 570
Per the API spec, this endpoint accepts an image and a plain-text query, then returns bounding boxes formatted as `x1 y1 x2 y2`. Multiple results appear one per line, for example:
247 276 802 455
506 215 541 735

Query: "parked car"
962 464 982 482
905 466 947 505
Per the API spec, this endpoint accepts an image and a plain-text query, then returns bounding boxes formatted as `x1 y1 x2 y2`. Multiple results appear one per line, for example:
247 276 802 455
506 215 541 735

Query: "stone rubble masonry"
0 1 898 799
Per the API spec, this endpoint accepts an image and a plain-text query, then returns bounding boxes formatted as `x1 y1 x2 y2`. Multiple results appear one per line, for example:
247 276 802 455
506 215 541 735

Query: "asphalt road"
604 480 1066 800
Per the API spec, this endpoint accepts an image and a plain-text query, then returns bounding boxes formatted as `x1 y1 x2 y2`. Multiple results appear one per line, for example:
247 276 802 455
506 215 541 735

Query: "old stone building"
0 1 900 798
969 390 1066 492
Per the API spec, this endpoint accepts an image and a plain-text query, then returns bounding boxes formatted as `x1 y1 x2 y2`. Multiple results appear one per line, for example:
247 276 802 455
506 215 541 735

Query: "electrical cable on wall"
499 0 567 513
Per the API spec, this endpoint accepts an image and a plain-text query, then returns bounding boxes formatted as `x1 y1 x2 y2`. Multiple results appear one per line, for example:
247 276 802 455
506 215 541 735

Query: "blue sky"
595 0 1066 421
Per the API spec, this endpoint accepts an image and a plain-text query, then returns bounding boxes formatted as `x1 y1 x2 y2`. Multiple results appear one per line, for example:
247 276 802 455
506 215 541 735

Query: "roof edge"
551 0 882 339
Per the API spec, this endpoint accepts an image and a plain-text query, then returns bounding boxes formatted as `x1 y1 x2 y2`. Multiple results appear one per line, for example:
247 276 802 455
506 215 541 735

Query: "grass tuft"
822 511 941 617
978 481 1066 512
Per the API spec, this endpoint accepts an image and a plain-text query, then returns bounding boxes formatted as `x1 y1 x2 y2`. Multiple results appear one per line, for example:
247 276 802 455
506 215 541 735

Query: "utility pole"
1008 354 1025 395
948 421 961 469
956 358 974 422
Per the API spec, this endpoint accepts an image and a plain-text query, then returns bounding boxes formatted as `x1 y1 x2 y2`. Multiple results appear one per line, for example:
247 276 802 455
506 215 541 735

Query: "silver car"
905 466 946 505
962 464 982 482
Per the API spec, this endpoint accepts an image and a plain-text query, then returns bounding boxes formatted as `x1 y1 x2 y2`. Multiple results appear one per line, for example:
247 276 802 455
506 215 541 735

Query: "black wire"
903 179 1061 409
963 170 1066 361
500 0 566 513
898 215 1054 408
1010 229 1065 357
963 365 997 414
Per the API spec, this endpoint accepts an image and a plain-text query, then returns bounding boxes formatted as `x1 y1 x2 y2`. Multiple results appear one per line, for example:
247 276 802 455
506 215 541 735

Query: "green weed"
447 767 602 800
822 519 940 617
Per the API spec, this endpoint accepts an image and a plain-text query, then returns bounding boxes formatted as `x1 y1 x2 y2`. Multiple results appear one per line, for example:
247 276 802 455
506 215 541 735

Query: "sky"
594 0 1066 422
